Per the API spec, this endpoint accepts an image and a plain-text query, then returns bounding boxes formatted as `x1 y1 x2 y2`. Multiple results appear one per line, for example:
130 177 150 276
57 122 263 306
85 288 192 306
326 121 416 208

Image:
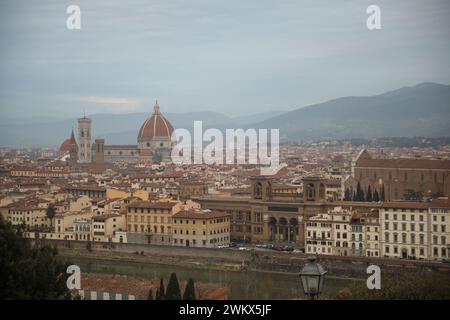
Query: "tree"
155 288 162 300
183 278 196 300
356 182 365 201
155 278 165 300
147 288 154 300
344 188 351 201
373 189 380 202
165 273 181 300
381 184 386 201
335 271 450 300
366 185 373 202
0 216 72 299
404 189 422 201
46 204 56 230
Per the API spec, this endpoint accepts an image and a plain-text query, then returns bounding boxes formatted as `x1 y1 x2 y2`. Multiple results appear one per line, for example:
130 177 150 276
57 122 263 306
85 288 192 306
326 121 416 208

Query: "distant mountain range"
253 82 450 141
1 82 449 147
0 109 285 147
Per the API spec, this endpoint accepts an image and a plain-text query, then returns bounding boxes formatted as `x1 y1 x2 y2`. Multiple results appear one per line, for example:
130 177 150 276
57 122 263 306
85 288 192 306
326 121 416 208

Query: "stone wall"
34 239 450 279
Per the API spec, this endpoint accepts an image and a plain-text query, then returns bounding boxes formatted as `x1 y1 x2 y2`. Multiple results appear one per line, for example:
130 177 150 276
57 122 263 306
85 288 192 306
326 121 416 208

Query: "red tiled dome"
59 138 72 152
59 129 78 152
137 100 174 142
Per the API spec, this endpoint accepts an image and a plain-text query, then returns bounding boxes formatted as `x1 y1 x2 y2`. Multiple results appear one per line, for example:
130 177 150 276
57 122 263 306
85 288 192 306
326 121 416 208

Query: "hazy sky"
0 0 449 118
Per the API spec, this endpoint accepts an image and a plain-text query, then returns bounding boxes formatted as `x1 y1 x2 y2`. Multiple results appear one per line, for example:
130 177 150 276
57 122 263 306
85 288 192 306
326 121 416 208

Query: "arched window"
254 182 262 199
307 183 315 199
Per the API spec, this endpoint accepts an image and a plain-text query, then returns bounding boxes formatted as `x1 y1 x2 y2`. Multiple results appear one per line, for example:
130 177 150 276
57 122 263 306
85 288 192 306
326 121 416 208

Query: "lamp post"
299 256 327 300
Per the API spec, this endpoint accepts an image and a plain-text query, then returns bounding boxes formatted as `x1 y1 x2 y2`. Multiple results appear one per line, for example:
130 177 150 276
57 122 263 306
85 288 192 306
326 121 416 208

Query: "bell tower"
302 176 326 202
78 115 92 163
251 176 273 201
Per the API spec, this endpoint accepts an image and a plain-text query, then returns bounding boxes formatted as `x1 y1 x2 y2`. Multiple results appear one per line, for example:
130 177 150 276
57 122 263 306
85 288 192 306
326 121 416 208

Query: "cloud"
73 96 149 114
76 96 140 105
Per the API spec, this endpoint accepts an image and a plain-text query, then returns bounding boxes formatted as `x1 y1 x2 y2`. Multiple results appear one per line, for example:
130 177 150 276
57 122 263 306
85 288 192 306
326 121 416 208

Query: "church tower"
78 115 92 163
68 128 78 166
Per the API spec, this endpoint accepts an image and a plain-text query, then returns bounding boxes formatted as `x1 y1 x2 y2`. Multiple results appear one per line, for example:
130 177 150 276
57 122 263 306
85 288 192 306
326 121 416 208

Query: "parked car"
274 245 283 251
217 245 229 249
238 247 250 251
283 246 294 252
229 242 237 247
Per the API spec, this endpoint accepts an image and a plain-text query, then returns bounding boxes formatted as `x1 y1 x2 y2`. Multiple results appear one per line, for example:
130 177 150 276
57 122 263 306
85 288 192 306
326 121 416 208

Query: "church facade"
59 100 175 164
345 149 450 201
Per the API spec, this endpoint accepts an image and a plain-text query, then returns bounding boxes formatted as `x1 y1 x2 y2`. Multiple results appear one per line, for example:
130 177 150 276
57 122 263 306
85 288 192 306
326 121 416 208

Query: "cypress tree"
165 273 181 300
46 204 56 229
147 289 154 300
366 185 373 202
381 184 386 201
356 182 365 201
344 188 351 201
158 278 165 300
155 288 162 300
183 278 196 300
373 189 380 202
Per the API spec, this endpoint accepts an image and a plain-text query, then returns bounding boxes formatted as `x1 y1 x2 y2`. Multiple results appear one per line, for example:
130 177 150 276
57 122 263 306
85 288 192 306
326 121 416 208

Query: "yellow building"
126 201 178 245
8 204 50 230
92 214 126 242
172 209 231 248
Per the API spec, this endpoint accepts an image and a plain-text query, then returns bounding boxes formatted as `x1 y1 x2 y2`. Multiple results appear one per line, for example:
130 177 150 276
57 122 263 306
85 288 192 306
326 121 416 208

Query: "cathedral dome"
137 100 174 142
59 139 72 152
59 129 78 152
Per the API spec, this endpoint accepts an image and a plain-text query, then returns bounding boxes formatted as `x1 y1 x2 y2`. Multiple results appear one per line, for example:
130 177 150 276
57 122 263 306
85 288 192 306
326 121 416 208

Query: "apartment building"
8 202 50 230
172 209 231 248
380 200 449 260
305 213 333 255
92 214 126 242
429 200 450 259
126 201 178 245
126 200 201 245
305 207 379 258
363 213 380 257
329 207 352 256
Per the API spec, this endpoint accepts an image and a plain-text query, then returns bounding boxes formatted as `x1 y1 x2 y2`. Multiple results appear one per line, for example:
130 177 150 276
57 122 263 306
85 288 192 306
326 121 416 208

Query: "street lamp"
299 256 327 300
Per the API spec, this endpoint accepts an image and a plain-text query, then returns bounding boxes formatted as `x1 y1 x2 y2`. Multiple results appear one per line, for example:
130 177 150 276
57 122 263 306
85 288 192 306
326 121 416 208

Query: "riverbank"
53 241 450 299
58 248 364 282
50 238 450 280
59 253 359 299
